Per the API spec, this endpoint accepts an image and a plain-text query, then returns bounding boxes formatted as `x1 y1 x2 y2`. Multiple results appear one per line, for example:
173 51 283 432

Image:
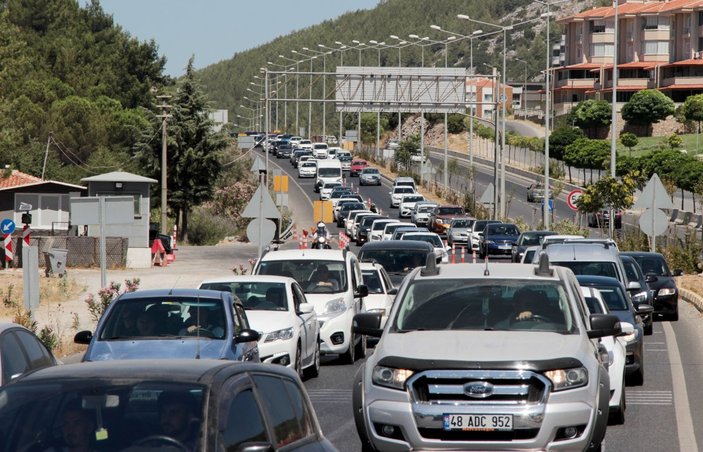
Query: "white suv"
352 255 618 451
254 249 369 364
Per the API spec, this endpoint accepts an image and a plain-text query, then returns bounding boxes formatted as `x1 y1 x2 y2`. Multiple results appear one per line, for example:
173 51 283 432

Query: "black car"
479 223 521 259
620 254 654 334
336 202 367 226
621 252 682 321
0 323 58 386
291 149 312 167
357 215 388 246
577 275 653 386
358 240 435 286
511 230 557 262
276 143 293 158
0 360 335 451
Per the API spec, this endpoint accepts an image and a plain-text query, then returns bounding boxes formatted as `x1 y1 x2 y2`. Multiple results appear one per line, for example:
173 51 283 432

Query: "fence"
1 236 128 269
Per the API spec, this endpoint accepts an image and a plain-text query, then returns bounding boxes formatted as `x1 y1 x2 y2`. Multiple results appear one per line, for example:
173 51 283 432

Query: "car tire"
628 366 644 386
295 344 303 379
340 334 356 364
644 321 653 336
355 334 367 359
667 310 679 321
608 379 626 425
304 340 321 379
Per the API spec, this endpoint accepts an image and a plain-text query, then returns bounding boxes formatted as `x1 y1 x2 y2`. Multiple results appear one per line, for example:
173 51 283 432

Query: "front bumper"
258 338 297 369
361 177 380 185
318 308 355 355
652 292 678 315
485 243 515 256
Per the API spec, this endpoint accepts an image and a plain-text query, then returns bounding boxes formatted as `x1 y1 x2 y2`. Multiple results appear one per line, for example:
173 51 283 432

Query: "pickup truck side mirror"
235 329 261 344
356 284 369 299
352 312 383 337
588 314 622 339
626 281 642 291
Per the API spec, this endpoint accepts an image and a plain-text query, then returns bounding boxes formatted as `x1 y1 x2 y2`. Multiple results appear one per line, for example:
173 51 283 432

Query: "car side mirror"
587 314 622 339
617 322 635 337
673 269 683 277
635 303 654 316
297 303 315 315
387 287 398 295
356 284 369 298
352 312 383 337
235 329 261 344
74 330 93 345
478 232 484 237
645 274 659 283
627 281 642 291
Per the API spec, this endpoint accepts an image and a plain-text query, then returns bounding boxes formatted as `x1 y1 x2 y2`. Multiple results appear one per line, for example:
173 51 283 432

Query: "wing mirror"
356 284 369 298
645 274 659 283
387 287 398 295
672 269 683 277
627 281 642 291
74 330 93 345
297 303 315 315
235 329 261 343
352 312 383 337
635 303 654 316
587 314 622 339
617 322 635 337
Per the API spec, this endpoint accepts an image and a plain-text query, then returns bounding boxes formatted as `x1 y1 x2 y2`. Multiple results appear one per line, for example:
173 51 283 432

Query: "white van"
254 249 369 363
315 159 343 193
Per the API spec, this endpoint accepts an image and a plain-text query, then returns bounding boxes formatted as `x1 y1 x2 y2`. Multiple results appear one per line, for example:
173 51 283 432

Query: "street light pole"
390 35 410 142
609 0 619 239
544 6 551 230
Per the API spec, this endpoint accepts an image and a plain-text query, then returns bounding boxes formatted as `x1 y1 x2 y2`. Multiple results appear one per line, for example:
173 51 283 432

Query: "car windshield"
323 183 341 189
257 260 347 294
318 168 340 177
338 154 352 161
358 249 428 274
632 255 670 276
393 279 575 333
552 261 618 279
0 381 205 452
361 270 384 294
587 285 628 311
394 187 414 194
99 297 227 340
451 219 472 228
363 169 379 174
392 228 418 239
417 205 436 213
403 196 424 203
403 234 442 247
341 203 365 212
200 281 288 311
352 161 367 166
521 233 549 246
385 223 409 234
474 221 499 232
486 224 520 236
438 207 463 215
372 221 394 231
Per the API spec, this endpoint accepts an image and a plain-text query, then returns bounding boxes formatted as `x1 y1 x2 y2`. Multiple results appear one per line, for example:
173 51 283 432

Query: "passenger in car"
157 391 200 451
41 401 97 452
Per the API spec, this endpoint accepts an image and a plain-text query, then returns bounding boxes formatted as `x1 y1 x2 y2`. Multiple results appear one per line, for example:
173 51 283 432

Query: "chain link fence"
2 236 128 269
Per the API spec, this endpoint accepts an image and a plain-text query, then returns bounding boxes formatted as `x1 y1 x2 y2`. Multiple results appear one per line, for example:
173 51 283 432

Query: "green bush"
660 233 702 274
188 207 237 246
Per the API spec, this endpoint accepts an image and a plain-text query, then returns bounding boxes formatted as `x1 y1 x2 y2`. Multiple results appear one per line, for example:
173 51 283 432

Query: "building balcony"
555 78 597 89
643 29 670 41
661 76 703 87
591 32 614 44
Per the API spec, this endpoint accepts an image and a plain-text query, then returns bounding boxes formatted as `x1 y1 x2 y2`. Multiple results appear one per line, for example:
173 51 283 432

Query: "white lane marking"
627 390 673 405
662 321 699 451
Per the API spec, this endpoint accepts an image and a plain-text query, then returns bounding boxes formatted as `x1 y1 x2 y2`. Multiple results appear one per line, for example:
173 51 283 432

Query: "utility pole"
157 95 172 235
41 132 52 180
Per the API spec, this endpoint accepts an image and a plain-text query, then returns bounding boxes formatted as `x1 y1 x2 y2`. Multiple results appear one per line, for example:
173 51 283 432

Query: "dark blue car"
479 223 521 258
75 289 260 362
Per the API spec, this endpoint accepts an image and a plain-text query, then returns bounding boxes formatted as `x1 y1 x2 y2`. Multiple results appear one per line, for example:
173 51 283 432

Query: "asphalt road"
263 147 701 451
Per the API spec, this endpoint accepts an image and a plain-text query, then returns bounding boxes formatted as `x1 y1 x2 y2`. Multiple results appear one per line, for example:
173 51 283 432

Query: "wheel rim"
296 346 302 377
314 343 321 372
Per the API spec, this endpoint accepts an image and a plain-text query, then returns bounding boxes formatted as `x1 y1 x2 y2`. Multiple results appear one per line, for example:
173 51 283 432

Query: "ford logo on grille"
464 381 494 398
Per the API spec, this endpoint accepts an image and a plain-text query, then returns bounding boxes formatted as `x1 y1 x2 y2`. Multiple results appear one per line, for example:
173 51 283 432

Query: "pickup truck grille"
408 370 548 405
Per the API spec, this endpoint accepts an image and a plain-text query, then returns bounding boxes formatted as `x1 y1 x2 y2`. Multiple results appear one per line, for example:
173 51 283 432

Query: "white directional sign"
639 208 669 237
241 184 281 219
633 173 674 211
479 183 495 205
250 156 267 174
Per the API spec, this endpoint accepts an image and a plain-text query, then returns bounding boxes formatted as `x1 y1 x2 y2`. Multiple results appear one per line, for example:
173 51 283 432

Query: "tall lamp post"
292 49 317 139
320 41 359 144
352 40 367 152
304 46 332 140
267 60 293 131
609 0 619 239
389 35 412 142
369 40 387 161
278 54 306 136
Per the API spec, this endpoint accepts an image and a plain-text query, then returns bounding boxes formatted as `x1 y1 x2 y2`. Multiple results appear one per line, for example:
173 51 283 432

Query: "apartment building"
554 0 703 117
465 78 514 120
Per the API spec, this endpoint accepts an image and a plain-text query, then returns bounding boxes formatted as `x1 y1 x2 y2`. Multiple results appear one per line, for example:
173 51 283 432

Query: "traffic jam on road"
248 136 689 451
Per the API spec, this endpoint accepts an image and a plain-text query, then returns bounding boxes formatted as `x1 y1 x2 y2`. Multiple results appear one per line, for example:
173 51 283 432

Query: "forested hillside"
198 0 602 133
0 0 168 183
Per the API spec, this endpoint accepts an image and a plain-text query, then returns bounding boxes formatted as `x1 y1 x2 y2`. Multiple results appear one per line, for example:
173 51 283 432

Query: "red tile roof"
0 170 42 189
557 63 602 70
661 58 703 67
562 0 703 22
659 84 703 90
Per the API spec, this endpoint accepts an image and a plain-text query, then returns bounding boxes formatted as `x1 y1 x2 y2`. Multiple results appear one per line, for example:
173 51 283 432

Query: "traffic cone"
451 243 456 264
461 247 465 263
472 249 477 263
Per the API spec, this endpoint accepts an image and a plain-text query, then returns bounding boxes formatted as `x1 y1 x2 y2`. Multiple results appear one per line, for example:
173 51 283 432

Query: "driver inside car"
179 307 225 338
306 265 340 292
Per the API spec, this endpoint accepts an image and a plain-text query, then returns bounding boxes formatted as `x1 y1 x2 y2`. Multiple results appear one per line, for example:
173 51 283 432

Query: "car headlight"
544 367 588 391
324 298 347 316
435 219 443 224
484 240 495 245
372 365 414 390
632 291 648 304
658 288 676 297
265 327 294 342
621 328 640 344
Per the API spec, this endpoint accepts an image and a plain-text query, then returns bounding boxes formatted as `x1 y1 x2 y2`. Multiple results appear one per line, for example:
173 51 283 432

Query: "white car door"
292 283 317 360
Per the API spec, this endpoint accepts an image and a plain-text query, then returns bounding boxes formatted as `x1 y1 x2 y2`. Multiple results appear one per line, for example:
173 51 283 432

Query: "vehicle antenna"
168 276 181 296
195 296 201 359
483 254 490 277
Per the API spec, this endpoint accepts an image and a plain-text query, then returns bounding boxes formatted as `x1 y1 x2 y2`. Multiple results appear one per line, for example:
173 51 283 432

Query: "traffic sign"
633 173 674 211
1 219 16 235
479 183 494 205
639 208 668 237
241 184 282 219
246 218 276 246
567 189 583 211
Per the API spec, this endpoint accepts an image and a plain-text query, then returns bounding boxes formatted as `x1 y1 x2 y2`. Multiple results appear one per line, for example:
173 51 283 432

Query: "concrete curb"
680 287 703 312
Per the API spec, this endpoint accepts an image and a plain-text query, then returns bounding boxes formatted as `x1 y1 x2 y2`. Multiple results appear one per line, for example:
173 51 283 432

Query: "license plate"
443 414 513 431
499 245 512 249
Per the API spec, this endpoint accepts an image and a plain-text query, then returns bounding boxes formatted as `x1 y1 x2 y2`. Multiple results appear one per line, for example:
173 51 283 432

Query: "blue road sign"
0 219 16 235
541 199 554 212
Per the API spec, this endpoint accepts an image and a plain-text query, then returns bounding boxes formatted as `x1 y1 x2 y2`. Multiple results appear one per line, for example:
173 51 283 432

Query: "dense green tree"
682 94 703 151
549 125 585 161
447 114 466 134
137 58 228 240
619 132 638 156
621 89 675 134
570 99 612 135
564 138 609 183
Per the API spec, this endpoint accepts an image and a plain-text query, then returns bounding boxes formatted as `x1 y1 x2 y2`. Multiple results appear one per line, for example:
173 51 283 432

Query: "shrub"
188 207 237 245
85 278 140 322
660 233 702 274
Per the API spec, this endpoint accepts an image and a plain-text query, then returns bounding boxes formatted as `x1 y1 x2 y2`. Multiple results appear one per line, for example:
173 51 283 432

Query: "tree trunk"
681 187 685 210
182 208 189 243
568 166 572 184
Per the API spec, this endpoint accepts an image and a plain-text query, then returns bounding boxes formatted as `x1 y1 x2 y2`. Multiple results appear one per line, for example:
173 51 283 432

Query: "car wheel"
340 333 356 364
667 310 679 321
628 365 644 386
353 366 375 451
608 379 626 425
355 334 367 359
644 320 653 336
295 344 303 379
304 340 321 379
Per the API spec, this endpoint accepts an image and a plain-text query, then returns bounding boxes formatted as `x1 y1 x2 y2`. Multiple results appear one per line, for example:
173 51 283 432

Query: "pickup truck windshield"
393 279 575 333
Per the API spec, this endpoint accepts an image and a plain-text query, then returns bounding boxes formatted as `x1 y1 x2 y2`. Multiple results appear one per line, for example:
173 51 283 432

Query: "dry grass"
678 275 703 296
0 273 85 318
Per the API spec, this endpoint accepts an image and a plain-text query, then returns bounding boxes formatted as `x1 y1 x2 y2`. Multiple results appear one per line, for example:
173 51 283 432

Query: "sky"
94 0 380 77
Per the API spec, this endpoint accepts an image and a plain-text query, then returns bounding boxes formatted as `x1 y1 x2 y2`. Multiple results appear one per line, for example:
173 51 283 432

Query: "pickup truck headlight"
372 365 414 390
658 288 676 297
544 367 588 391
621 328 639 344
324 298 347 316
265 327 294 342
